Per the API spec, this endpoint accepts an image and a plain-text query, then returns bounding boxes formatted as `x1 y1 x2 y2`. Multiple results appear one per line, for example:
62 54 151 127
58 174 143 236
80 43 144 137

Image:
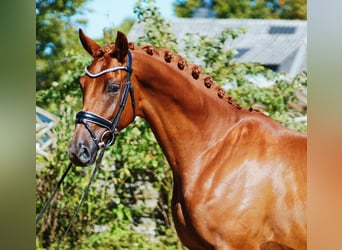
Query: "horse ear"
79 28 100 58
114 31 129 63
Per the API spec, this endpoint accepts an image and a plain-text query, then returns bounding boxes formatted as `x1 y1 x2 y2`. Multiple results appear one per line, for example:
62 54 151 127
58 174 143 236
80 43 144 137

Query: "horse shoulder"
183 116 307 248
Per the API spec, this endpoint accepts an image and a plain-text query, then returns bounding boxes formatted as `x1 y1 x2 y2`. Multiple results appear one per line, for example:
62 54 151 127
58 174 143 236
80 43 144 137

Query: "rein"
56 147 105 249
76 50 135 148
35 162 73 224
36 147 105 250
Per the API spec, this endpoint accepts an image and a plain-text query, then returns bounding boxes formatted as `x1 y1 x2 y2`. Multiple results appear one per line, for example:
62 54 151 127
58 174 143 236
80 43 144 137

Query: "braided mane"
128 42 256 113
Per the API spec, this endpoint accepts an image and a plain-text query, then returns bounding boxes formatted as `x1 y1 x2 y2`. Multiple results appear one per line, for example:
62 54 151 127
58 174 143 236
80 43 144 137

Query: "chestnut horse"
69 30 306 250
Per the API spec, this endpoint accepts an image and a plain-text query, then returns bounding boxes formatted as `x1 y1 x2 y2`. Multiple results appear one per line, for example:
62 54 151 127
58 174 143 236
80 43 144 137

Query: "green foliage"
173 0 307 20
36 0 306 249
134 0 178 51
174 0 202 17
213 0 275 19
36 0 88 90
226 72 307 132
102 18 136 44
278 0 307 19
36 107 183 249
36 49 90 112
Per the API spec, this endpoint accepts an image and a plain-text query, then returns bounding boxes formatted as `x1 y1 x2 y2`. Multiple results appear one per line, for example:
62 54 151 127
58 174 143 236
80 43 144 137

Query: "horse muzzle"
68 130 99 167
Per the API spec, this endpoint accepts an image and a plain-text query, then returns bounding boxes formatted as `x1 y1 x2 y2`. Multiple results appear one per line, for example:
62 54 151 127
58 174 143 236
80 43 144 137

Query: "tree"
174 0 307 20
212 0 275 19
36 0 87 91
278 0 307 19
174 0 202 17
134 0 178 50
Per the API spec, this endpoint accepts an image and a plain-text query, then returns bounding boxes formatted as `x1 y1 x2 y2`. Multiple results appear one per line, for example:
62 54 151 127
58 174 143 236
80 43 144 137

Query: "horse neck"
132 50 244 181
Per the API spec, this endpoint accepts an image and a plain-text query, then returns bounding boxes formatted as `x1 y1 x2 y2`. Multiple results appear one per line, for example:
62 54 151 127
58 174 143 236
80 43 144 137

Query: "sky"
75 0 176 39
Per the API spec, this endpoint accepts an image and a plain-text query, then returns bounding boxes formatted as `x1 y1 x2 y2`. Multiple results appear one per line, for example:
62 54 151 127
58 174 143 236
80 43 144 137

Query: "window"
235 48 250 58
268 26 296 34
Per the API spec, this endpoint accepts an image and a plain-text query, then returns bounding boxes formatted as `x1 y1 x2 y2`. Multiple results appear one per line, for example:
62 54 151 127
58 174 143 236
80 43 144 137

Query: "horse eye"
107 83 120 93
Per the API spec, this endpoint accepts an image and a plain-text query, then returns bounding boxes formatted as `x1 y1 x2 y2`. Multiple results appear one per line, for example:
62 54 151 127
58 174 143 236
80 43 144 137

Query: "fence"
36 106 59 159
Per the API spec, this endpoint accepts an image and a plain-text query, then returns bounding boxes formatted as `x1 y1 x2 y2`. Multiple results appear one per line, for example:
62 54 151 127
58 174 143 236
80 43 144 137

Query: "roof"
128 18 307 76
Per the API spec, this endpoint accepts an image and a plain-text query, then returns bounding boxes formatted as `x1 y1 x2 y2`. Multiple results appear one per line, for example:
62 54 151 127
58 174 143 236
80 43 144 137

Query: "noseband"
75 51 135 148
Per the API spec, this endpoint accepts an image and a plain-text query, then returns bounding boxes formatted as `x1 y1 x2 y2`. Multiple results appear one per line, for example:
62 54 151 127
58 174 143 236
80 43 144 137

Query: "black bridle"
76 51 135 148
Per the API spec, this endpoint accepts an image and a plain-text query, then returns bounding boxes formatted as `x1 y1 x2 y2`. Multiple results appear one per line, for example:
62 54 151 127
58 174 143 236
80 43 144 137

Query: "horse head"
69 29 135 166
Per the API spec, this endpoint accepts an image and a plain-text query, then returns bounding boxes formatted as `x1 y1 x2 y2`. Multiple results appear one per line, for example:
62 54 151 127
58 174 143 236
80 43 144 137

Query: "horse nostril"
78 144 91 164
68 140 95 167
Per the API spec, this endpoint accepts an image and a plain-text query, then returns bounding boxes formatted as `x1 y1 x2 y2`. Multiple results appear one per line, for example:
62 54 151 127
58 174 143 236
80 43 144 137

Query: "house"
128 18 306 78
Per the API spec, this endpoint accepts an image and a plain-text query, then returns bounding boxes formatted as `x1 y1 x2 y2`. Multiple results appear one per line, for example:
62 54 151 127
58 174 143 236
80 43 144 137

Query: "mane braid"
135 43 255 113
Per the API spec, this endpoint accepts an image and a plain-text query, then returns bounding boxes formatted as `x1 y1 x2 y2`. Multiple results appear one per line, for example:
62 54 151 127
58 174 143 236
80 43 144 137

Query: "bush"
36 106 185 249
